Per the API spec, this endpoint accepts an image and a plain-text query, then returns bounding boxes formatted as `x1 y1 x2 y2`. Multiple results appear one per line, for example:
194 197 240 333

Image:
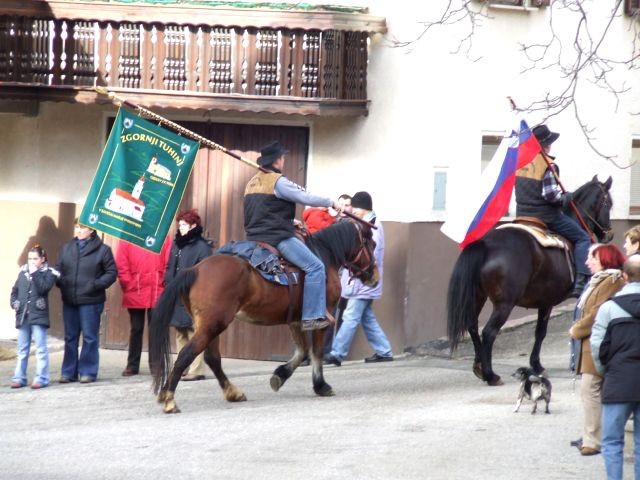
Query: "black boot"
570 273 590 298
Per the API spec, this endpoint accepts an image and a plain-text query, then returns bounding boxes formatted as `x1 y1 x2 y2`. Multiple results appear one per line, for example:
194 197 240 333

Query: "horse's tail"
447 240 487 352
149 268 198 394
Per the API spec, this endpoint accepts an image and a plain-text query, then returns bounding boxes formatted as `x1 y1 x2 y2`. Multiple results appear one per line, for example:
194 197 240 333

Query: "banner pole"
95 87 263 172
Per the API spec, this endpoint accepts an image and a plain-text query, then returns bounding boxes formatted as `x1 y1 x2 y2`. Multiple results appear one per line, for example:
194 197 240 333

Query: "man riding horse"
244 141 341 331
515 124 592 298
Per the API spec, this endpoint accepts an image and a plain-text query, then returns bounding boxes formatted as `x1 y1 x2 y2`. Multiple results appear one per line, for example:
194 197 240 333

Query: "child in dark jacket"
10 245 59 389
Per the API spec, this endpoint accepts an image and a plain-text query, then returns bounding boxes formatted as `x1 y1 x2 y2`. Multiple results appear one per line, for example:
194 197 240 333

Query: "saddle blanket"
496 223 566 249
216 240 300 286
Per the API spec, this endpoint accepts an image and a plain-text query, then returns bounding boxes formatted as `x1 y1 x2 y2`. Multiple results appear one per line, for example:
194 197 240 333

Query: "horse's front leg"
270 323 309 392
529 306 552 376
204 335 246 402
310 327 334 397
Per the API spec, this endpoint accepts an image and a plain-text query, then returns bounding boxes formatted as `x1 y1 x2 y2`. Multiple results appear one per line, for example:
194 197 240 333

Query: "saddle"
497 217 566 249
216 240 300 286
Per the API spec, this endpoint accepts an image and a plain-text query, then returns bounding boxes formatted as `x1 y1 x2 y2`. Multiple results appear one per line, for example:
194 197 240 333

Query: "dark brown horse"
149 220 377 413
447 176 613 385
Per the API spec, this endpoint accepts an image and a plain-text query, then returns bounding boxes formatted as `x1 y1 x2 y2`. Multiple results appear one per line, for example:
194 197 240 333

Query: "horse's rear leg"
480 303 514 386
270 324 308 392
529 306 552 376
158 329 214 413
468 325 484 381
203 335 247 402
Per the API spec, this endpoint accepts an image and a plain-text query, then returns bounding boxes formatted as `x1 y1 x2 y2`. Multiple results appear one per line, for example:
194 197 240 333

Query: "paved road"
0 311 634 480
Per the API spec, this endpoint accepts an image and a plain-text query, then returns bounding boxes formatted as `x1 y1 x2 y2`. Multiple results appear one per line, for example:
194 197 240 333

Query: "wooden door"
103 120 309 361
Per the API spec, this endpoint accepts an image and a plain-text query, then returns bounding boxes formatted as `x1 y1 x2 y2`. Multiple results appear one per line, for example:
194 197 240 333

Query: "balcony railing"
0 2 386 116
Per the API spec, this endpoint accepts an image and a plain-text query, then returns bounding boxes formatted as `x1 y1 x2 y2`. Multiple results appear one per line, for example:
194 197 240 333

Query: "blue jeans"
277 236 326 321
601 402 640 480
330 298 392 361
61 303 104 380
12 324 49 386
547 213 591 276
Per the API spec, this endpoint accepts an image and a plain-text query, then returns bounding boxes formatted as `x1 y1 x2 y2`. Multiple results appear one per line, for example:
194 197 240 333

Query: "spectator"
9 245 59 389
324 191 393 366
116 237 171 377
165 209 213 381
623 225 640 256
591 254 640 479
56 220 117 384
569 244 625 456
302 207 335 234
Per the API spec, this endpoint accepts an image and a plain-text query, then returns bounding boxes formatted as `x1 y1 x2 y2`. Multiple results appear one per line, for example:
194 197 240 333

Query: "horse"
447 175 613 386
149 220 378 413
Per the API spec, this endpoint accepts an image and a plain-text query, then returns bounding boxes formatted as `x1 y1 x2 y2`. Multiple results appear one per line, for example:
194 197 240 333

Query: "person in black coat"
56 220 117 384
164 209 213 381
9 245 59 389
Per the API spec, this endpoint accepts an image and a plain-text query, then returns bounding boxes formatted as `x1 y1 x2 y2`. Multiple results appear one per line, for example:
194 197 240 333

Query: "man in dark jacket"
515 124 592 297
244 141 340 331
56 221 117 383
591 254 640 479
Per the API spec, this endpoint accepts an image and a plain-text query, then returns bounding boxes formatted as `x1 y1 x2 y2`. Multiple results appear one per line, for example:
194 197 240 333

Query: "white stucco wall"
304 1 640 222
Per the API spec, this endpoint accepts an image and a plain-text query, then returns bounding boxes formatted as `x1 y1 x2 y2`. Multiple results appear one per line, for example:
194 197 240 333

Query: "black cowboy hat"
257 141 289 166
532 124 560 146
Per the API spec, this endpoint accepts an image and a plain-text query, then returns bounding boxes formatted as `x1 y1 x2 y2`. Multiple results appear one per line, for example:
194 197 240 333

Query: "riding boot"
570 273 590 298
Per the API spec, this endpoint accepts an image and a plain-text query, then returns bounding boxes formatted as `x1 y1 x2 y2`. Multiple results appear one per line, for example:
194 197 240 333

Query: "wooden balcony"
0 0 387 116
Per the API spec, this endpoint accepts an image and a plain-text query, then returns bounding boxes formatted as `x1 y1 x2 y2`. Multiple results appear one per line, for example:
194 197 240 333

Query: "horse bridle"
576 182 612 240
344 223 376 281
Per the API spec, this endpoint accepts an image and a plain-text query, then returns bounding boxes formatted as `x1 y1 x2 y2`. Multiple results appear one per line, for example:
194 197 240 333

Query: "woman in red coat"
116 238 171 376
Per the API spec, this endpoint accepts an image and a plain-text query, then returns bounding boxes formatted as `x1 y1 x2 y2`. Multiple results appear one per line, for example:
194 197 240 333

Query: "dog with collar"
512 367 551 414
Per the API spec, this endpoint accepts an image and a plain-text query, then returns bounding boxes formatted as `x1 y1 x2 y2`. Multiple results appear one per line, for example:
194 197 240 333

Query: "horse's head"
569 175 613 243
345 221 379 286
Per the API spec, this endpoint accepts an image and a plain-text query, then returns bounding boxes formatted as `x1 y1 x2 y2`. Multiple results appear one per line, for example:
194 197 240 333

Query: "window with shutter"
485 0 550 8
625 0 640 16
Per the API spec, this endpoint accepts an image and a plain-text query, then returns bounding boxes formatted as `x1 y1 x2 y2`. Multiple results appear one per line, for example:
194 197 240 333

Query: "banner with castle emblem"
79 108 200 253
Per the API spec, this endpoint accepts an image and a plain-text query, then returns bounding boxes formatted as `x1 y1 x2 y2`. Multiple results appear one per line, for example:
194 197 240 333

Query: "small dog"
512 367 552 414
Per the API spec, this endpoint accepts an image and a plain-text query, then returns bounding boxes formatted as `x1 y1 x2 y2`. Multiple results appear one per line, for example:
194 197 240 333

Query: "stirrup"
301 319 331 331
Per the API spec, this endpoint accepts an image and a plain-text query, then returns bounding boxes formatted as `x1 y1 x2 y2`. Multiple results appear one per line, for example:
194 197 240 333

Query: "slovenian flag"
440 120 541 249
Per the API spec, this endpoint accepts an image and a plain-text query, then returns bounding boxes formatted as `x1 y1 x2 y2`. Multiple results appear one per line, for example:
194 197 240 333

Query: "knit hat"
351 191 373 210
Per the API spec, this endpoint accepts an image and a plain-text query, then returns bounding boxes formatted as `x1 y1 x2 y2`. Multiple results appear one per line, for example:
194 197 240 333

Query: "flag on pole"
440 120 541 249
79 108 200 253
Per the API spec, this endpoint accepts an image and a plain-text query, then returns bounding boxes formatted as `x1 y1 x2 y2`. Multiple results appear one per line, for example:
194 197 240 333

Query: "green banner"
80 108 200 253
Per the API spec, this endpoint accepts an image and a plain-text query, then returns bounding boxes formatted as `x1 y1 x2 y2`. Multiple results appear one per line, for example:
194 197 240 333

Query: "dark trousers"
126 308 152 372
323 297 348 355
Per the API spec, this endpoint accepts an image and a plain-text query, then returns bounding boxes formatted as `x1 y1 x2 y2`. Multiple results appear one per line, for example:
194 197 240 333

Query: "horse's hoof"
224 388 247 402
270 375 284 392
472 363 484 380
487 376 504 386
163 401 181 414
314 383 335 397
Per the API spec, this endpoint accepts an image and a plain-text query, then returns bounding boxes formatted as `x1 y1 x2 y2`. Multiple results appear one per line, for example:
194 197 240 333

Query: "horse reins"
573 183 612 240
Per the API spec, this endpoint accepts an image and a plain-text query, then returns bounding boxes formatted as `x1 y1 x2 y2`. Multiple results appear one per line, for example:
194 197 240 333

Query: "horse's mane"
307 221 357 268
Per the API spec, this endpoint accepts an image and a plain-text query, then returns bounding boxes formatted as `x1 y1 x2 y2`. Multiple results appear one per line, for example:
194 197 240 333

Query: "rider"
244 141 341 331
515 124 592 298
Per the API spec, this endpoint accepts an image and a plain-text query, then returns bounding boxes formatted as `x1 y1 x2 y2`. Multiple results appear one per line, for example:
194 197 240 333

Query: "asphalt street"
0 309 634 480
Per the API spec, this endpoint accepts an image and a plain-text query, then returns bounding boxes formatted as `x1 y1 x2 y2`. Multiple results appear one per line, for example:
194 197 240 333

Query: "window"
486 0 550 9
433 171 447 211
481 135 502 173
630 139 640 214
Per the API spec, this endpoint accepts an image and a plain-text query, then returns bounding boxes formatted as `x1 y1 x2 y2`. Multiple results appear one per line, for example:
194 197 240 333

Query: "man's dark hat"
351 191 373 211
257 141 289 166
532 124 560 146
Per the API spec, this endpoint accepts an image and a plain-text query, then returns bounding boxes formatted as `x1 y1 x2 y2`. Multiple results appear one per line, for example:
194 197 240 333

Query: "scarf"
577 268 622 309
175 224 203 249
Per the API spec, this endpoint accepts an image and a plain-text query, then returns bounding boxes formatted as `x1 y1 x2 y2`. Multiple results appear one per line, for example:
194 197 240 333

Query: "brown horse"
149 220 378 413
